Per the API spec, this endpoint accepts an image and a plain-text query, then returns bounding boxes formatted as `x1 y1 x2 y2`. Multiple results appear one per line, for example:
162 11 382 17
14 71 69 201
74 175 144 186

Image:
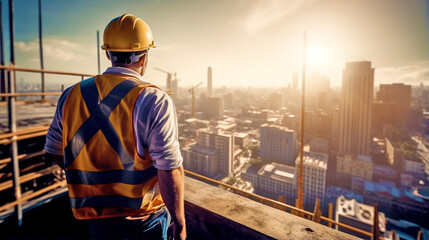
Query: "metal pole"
296 30 307 210
8 0 22 226
0 2 5 101
372 204 379 240
96 30 100 74
38 0 45 101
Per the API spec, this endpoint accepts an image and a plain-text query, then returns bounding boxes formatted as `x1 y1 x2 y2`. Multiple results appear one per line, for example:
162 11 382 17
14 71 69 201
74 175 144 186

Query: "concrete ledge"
184 176 360 240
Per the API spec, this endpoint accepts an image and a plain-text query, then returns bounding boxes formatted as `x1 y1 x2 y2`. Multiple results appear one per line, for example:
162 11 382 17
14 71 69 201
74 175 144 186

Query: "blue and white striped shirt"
44 67 183 170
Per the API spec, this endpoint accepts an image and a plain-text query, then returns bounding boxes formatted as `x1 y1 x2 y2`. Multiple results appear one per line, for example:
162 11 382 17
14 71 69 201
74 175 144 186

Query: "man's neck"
112 65 143 76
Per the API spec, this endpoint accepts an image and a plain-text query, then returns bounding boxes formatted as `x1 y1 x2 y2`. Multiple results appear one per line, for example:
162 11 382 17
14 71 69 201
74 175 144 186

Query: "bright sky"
1 0 428 89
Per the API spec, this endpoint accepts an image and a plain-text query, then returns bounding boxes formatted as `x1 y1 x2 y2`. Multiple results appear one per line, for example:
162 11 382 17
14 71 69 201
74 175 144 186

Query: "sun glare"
307 45 330 66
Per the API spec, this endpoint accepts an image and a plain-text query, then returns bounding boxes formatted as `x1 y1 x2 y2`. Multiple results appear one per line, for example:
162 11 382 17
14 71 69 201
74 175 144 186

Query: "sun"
307 45 330 67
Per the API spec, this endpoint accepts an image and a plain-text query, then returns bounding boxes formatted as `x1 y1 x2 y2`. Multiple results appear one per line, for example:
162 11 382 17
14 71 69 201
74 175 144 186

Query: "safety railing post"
328 202 333 228
372 204 379 240
312 198 322 223
7 66 22 226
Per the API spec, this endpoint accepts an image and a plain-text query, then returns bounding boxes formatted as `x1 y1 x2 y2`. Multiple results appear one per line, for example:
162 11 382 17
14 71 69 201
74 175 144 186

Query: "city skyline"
0 0 427 88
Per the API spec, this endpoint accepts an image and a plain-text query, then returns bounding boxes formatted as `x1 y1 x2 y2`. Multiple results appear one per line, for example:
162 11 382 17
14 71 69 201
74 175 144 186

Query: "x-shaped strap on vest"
64 77 138 170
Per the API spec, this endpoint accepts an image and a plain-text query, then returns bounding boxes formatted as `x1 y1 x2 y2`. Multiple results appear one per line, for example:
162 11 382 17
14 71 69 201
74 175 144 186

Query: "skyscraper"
376 83 411 126
197 128 234 176
260 124 298 166
339 61 374 156
207 67 213 97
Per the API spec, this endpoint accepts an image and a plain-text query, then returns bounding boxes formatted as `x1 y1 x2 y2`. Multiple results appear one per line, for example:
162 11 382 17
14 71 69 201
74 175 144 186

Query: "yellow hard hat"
102 14 156 52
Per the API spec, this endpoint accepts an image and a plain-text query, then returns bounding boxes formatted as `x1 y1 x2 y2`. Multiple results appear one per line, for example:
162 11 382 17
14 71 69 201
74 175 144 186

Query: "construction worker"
44 14 186 240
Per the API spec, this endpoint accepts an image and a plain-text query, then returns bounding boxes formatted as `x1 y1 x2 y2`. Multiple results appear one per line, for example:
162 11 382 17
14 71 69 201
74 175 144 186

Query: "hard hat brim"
101 45 156 52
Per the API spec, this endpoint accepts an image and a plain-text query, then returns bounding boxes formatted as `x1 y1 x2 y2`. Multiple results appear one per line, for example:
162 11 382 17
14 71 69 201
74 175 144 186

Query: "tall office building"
207 67 213 97
182 144 220 178
242 162 296 203
376 83 411 126
260 124 298 166
339 61 374 156
197 128 234 176
295 152 328 208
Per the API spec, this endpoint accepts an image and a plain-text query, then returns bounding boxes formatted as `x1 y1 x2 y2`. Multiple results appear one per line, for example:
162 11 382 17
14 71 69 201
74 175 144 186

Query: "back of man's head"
108 50 147 66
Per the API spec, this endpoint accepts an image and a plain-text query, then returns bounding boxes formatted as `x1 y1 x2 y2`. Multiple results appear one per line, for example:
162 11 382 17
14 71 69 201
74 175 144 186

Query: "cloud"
239 0 315 33
13 36 100 88
16 36 90 61
376 61 429 85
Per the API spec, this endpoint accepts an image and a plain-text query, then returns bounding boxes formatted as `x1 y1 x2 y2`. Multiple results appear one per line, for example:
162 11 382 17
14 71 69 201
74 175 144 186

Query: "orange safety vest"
62 74 164 220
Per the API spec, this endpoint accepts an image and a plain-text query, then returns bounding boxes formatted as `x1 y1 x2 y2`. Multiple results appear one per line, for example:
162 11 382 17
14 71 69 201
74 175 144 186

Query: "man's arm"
45 152 64 170
158 166 186 240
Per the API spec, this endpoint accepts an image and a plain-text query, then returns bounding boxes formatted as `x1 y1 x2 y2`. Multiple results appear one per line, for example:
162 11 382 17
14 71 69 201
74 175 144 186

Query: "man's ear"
139 54 147 67
105 51 110 60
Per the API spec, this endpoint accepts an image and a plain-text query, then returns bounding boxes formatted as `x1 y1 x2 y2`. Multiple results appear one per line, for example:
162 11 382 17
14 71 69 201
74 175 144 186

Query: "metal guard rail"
0 65 94 77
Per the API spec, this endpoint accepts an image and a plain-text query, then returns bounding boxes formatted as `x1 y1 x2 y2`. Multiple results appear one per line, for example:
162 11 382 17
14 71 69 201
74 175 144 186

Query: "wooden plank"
0 165 60 192
0 125 49 140
0 131 48 145
0 180 66 212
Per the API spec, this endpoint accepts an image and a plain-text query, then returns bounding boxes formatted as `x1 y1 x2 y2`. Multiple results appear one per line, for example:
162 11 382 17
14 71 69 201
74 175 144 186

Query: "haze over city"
3 0 428 88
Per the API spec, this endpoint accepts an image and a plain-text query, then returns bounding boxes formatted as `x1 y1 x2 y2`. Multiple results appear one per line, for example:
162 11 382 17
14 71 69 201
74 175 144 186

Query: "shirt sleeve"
134 87 183 170
44 86 74 156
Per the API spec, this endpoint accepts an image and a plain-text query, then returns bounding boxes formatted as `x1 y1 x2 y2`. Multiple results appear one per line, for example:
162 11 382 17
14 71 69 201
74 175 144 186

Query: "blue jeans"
87 207 171 240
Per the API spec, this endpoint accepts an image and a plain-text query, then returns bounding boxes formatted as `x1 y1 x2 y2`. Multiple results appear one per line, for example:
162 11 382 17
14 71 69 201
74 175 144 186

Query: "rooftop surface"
185 176 359 239
295 151 328 169
257 162 296 183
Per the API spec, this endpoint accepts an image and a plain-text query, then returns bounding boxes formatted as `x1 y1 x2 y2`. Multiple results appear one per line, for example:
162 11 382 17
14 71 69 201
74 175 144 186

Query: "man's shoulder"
58 83 79 106
134 86 175 116
138 85 171 102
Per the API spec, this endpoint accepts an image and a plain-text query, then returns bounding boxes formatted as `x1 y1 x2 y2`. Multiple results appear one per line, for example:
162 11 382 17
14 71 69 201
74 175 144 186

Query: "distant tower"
339 61 374 156
207 67 213 97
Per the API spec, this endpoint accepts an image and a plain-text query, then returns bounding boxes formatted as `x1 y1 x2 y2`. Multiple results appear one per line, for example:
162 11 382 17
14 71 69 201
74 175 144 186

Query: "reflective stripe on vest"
62 75 164 219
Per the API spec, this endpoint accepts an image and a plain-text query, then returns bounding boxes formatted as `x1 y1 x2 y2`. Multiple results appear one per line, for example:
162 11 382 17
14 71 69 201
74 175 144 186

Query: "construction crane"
189 82 203 118
154 67 176 95
296 30 307 211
